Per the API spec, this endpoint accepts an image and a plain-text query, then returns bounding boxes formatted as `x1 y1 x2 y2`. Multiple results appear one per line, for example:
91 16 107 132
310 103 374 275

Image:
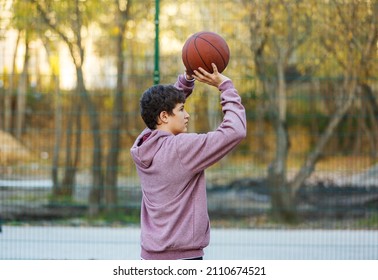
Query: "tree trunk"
52 75 62 195
267 61 296 223
15 33 29 139
268 119 297 222
289 80 357 195
103 0 132 213
4 31 20 133
104 21 124 211
75 67 103 216
361 83 378 159
59 98 81 198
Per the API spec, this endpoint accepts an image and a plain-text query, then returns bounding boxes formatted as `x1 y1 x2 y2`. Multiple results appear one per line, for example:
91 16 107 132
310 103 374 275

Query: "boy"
130 64 246 260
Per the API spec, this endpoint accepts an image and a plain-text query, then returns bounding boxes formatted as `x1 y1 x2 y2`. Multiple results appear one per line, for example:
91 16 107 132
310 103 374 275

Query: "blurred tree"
321 0 378 158
14 29 28 139
0 0 13 133
246 0 312 222
103 0 132 212
3 31 19 133
290 0 378 191
8 1 39 138
30 0 104 215
245 0 378 223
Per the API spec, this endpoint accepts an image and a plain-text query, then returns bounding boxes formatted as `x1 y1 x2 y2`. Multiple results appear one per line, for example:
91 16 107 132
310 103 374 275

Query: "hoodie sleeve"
174 74 195 99
175 79 247 174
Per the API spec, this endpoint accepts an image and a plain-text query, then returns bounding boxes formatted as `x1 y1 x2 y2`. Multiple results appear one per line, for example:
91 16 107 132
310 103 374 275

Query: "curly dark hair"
140 84 186 129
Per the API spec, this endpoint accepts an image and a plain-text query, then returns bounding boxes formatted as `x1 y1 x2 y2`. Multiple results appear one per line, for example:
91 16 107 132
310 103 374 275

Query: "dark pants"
185 257 203 260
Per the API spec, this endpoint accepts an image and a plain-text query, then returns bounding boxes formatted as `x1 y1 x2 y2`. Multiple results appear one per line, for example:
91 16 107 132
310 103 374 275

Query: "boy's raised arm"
174 71 195 99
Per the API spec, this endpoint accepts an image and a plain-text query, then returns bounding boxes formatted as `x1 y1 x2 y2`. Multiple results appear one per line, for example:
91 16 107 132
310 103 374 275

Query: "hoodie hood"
131 128 171 168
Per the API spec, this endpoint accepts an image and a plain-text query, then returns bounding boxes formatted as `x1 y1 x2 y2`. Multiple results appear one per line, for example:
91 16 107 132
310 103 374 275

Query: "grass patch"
356 214 378 229
87 208 141 225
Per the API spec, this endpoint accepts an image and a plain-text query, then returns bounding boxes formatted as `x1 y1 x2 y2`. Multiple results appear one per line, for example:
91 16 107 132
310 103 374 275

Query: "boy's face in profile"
164 102 190 135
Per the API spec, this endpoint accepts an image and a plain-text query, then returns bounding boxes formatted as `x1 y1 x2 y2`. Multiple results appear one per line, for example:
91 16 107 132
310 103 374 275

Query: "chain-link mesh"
0 0 377 259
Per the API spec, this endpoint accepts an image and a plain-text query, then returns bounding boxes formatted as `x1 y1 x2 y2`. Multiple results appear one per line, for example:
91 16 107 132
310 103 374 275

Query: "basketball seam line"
194 36 227 69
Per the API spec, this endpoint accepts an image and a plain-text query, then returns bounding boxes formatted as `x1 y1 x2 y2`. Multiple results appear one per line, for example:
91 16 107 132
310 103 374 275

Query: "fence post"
154 0 160 85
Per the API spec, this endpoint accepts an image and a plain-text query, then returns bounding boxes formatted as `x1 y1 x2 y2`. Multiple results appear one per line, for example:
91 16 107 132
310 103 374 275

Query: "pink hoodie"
130 74 246 260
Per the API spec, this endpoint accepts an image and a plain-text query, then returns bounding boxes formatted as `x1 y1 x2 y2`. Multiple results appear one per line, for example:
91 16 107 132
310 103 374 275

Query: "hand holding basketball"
193 63 230 88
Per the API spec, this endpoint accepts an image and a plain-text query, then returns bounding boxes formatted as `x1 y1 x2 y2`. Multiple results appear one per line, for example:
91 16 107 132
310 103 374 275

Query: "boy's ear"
158 111 169 124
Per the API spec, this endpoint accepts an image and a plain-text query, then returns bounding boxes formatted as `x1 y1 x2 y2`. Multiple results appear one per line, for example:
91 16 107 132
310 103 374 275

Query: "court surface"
1 226 377 260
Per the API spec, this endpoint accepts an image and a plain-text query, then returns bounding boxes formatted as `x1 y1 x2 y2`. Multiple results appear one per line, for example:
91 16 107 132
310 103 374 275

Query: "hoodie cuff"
184 72 195 82
218 79 233 92
179 74 195 86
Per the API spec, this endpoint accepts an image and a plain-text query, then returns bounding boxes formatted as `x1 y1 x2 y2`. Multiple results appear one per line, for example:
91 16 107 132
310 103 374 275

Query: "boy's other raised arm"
174 72 195 99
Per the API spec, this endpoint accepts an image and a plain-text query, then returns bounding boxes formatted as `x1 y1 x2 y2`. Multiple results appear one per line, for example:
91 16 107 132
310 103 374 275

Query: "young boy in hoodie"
130 64 247 260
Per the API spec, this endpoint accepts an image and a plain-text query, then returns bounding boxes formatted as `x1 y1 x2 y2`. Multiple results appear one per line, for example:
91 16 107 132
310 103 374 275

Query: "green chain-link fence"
1 0 378 229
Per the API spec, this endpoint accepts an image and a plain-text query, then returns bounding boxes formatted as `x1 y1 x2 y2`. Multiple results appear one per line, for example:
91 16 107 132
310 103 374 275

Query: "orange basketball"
182 31 230 75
